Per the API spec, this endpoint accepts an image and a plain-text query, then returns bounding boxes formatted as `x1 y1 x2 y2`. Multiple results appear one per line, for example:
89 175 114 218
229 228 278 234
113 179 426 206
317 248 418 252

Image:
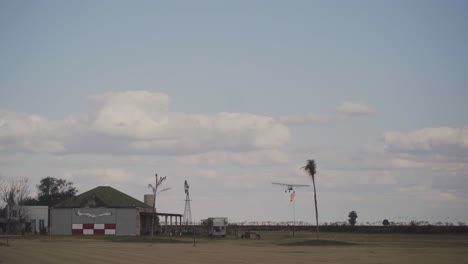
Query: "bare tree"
148 173 167 240
0 178 31 221
0 178 31 244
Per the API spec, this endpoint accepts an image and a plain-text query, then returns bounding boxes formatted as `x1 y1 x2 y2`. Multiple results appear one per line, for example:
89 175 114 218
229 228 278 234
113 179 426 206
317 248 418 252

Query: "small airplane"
272 182 310 193
76 210 96 218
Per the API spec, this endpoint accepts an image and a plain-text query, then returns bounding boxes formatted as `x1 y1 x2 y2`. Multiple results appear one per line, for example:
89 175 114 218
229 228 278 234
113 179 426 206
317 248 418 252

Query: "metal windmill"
182 180 192 226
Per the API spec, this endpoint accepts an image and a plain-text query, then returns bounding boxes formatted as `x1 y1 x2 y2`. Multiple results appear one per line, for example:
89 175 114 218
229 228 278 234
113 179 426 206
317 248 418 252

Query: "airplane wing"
290 184 310 187
272 182 310 187
76 210 97 218
272 182 290 186
97 212 112 217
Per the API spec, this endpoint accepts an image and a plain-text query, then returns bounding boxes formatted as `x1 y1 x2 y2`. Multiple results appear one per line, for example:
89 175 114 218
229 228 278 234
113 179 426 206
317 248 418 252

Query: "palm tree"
302 159 319 239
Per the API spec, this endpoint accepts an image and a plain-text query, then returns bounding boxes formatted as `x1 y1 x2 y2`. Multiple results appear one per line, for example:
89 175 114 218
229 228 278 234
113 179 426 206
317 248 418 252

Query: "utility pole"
148 173 167 240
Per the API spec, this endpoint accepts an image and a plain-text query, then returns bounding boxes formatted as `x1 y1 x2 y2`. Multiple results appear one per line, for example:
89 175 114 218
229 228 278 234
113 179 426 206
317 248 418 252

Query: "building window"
12 210 17 218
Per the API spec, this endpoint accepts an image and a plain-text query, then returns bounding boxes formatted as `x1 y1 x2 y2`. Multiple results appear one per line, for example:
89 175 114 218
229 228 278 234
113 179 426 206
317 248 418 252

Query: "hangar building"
50 186 180 236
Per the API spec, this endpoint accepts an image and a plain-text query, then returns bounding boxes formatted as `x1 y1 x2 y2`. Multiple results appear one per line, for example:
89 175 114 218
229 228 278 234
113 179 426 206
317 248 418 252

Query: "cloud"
277 101 376 126
336 101 376 115
87 91 171 139
0 91 291 155
62 168 136 195
0 111 68 153
197 169 217 179
177 149 290 167
390 158 426 169
2 92 467 222
397 185 459 204
384 126 468 153
432 171 468 192
67 168 132 184
276 113 331 125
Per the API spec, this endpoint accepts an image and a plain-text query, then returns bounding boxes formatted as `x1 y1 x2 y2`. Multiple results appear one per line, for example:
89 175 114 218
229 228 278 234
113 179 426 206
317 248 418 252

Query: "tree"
348 211 358 226
382 219 390 226
36 177 77 206
0 178 31 217
148 173 167 239
0 178 31 242
20 197 39 206
302 159 319 239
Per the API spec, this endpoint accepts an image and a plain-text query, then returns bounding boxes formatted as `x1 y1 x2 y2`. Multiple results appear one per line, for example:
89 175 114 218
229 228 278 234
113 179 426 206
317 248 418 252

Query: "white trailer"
208 217 227 237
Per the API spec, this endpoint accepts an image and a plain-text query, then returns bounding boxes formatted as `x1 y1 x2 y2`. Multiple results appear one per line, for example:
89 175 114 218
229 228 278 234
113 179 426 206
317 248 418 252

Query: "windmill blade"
157 187 171 194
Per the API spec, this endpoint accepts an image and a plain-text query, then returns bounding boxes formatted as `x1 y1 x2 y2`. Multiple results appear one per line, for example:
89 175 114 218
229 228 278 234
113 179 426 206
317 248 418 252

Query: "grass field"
1 232 468 264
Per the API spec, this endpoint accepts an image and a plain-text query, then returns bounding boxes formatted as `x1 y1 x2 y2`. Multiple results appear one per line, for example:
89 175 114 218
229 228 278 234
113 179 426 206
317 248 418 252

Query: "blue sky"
1 1 467 224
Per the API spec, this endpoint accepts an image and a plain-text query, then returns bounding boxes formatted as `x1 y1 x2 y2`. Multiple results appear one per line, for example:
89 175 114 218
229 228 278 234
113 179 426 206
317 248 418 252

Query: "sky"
1 0 467 224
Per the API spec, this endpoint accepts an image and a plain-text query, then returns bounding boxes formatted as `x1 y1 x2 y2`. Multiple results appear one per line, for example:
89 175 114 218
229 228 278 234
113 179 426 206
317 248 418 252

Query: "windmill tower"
183 180 192 226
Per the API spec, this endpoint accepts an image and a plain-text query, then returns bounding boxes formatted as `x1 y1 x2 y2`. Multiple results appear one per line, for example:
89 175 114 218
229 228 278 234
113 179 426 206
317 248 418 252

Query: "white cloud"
277 113 331 125
397 185 459 204
88 91 171 139
0 91 291 155
62 168 136 195
197 169 217 179
2 93 467 223
390 158 426 169
307 169 398 194
177 149 290 167
0 111 67 153
373 171 397 185
277 101 376 126
68 168 132 184
337 101 376 115
384 126 468 152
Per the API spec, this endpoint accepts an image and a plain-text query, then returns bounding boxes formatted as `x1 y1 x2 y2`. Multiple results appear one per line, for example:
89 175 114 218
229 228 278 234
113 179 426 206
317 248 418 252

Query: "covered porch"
139 210 183 236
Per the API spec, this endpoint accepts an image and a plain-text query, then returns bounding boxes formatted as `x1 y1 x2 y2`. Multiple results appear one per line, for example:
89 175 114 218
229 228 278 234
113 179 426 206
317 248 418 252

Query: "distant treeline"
227 225 468 234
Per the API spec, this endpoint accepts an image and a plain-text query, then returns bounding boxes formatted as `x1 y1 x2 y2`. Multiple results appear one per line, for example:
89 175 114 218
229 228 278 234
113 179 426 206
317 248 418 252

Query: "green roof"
54 186 151 208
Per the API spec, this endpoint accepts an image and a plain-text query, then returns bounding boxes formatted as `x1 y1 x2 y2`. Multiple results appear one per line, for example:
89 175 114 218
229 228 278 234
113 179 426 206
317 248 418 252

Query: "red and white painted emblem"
72 223 116 235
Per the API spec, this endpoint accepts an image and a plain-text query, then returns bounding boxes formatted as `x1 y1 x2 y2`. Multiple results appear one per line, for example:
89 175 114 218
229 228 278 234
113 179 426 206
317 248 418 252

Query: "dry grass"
1 232 467 264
